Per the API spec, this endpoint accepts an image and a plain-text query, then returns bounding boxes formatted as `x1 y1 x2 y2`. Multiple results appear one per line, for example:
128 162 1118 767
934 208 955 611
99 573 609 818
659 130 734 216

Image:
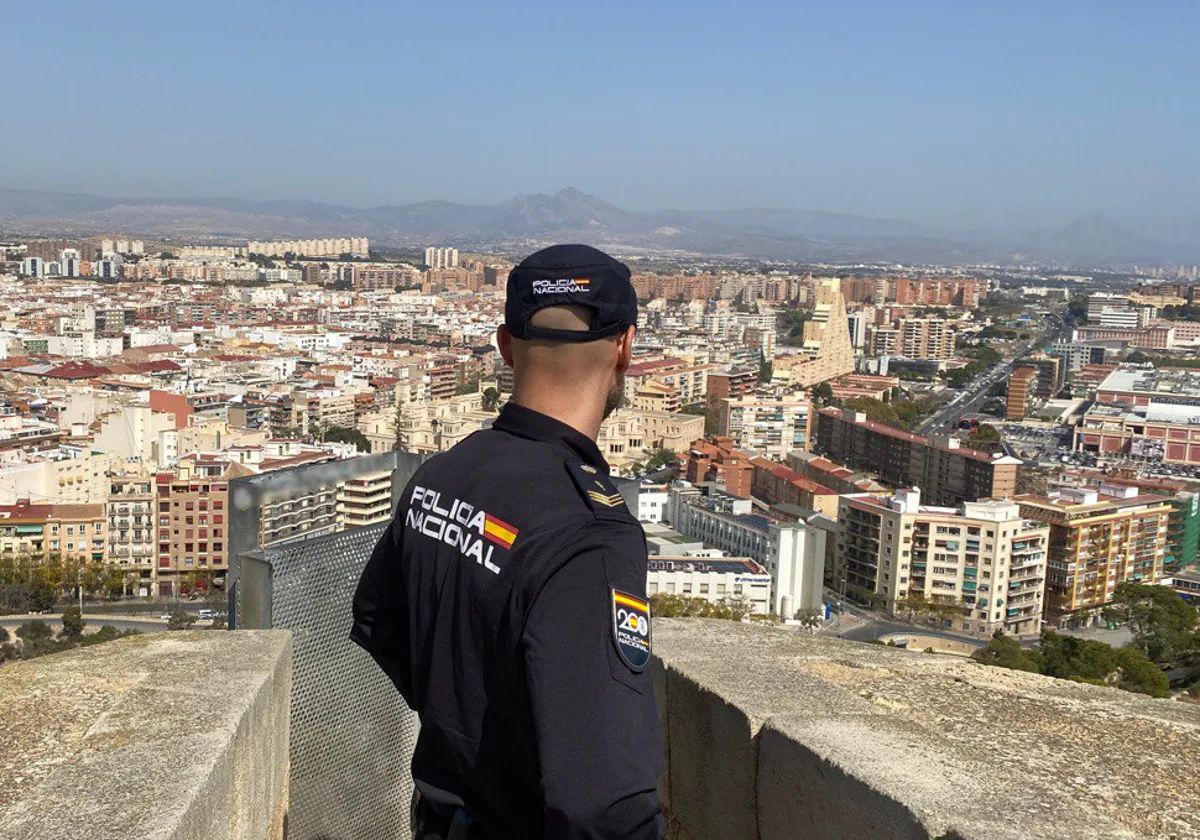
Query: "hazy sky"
3 1 1198 239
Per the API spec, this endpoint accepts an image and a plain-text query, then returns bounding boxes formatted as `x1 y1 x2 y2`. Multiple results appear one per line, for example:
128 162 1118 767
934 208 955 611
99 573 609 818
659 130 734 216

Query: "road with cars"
918 310 1071 438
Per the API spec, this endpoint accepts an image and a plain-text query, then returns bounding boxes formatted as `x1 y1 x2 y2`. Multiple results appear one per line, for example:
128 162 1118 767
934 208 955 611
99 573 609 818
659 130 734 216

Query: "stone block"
652 618 1200 840
663 661 759 840
0 630 292 840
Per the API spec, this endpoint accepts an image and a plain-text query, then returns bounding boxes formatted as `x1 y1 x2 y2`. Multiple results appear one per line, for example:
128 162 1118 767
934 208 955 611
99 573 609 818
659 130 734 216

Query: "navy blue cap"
505 244 638 343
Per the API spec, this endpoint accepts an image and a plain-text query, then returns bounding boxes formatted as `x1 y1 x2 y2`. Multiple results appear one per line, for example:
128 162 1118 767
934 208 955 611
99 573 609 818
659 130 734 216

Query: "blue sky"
2 1 1198 238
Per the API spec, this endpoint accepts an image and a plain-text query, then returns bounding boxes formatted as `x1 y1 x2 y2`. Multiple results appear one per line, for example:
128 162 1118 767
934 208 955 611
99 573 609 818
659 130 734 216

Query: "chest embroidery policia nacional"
406 484 520 575
611 589 651 671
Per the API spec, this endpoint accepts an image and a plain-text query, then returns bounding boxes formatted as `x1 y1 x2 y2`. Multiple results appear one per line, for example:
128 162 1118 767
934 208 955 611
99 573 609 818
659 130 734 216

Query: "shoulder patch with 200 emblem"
611 589 651 671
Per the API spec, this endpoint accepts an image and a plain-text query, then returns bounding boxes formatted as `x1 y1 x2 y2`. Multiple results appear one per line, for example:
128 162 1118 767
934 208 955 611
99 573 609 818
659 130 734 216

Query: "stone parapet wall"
0 630 292 840
653 619 1200 840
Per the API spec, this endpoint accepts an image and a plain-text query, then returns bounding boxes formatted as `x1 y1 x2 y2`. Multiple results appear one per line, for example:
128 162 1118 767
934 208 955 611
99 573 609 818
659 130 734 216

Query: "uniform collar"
492 402 609 474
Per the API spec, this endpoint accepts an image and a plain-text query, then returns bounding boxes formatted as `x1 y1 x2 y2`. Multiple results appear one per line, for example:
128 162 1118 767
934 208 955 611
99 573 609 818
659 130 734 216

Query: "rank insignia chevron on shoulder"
566 460 627 512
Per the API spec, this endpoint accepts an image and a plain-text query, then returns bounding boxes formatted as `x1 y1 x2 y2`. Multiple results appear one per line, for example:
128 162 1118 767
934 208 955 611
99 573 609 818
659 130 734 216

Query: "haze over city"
2 3 1200 840
5 1 1200 241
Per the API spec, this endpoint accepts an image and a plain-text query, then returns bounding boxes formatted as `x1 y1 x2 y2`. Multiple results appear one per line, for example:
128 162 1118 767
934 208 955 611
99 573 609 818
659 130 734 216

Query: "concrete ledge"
654 620 1200 840
0 630 292 840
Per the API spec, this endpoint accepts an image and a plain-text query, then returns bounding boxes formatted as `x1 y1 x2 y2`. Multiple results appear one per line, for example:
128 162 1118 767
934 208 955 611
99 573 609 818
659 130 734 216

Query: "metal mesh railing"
234 451 427 840
242 523 419 840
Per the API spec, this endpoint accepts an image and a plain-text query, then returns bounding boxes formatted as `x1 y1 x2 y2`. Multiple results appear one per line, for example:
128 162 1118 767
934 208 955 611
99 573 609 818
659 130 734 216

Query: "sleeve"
350 516 415 708
522 522 664 840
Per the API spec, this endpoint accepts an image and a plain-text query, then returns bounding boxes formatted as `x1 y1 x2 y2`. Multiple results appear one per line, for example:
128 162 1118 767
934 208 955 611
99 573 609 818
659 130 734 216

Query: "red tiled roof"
44 361 112 380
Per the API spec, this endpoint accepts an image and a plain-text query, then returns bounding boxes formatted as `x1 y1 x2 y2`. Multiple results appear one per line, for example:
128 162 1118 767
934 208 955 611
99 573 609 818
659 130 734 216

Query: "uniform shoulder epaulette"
565 460 628 515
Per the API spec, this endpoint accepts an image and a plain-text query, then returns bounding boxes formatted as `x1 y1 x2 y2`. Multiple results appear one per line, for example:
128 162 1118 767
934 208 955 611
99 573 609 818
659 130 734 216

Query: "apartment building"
719 396 810 458
245 237 369 258
788 278 855 387
337 470 396 530
107 471 156 595
900 318 957 360
679 437 754 497
155 456 250 596
1050 469 1200 575
748 457 840 519
1073 325 1175 349
891 277 986 308
665 486 826 615
814 407 1021 507
0 500 107 565
1021 355 1063 398
1006 367 1037 421
869 327 900 357
1017 486 1171 623
835 488 1050 636
424 247 459 269
394 394 494 454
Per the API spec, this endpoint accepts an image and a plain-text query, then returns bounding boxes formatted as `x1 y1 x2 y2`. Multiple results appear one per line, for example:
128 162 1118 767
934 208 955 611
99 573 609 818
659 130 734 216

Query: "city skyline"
3 2 1200 241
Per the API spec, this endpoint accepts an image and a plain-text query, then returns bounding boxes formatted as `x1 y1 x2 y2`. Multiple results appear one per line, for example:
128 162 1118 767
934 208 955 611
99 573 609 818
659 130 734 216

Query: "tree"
61 606 85 639
1039 632 1119 685
794 607 824 633
1104 582 1198 665
1114 646 1171 698
16 619 52 643
682 403 719 436
644 448 677 474
757 355 773 384
811 381 835 407
481 386 501 413
167 609 196 631
969 424 1003 452
972 633 1041 673
323 425 370 453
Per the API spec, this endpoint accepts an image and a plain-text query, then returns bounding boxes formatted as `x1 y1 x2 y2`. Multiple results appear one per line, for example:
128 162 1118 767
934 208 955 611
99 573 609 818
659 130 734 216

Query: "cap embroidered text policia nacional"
505 244 638 343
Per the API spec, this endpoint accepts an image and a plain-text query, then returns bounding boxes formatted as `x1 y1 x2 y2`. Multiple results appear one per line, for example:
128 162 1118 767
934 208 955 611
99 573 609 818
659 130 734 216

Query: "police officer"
351 244 664 840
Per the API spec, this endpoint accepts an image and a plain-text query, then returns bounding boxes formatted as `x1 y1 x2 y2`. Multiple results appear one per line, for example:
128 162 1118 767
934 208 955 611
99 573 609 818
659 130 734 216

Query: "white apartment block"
836 487 1051 636
424 247 460 269
245 237 369 258
665 487 826 616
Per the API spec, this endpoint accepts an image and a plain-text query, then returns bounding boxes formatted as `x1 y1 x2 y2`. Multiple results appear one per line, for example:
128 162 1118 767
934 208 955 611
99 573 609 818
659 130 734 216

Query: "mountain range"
0 185 1188 267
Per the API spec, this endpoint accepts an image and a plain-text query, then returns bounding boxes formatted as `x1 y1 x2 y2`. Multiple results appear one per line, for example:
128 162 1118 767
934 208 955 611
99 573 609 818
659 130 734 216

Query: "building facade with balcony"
106 471 156 595
835 488 1050 636
337 471 395 530
1017 486 1171 624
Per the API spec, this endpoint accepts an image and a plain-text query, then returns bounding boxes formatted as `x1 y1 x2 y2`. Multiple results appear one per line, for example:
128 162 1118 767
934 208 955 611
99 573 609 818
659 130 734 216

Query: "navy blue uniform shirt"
351 403 664 839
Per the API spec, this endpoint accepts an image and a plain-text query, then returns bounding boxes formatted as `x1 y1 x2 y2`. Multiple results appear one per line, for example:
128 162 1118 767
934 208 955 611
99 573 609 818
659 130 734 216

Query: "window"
159 502 170 512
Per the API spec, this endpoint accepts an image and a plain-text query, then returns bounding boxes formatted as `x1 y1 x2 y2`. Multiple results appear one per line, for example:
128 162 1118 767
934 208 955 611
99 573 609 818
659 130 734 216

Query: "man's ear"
615 325 636 373
497 325 514 367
